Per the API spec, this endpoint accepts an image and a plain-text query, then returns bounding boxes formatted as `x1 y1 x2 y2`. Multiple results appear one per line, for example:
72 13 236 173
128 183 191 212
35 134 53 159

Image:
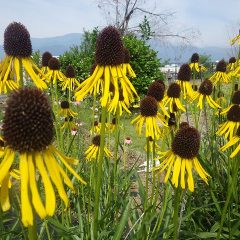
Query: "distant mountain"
0 33 83 57
0 33 232 62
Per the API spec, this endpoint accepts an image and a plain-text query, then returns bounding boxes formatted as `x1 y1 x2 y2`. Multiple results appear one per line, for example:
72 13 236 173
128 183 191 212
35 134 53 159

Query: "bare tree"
96 0 199 43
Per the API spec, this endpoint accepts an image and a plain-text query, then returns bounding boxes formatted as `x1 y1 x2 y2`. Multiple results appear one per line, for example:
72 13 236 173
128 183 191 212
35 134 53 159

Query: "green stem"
145 137 150 209
93 107 107 239
173 187 182 240
28 214 37 240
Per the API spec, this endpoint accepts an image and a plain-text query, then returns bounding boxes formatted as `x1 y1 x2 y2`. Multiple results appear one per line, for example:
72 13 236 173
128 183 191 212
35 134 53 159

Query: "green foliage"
139 16 155 41
59 28 164 95
123 34 164 95
31 50 41 68
59 28 99 80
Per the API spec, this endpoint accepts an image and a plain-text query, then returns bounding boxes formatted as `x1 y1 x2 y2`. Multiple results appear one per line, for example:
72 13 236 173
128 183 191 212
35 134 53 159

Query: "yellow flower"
153 126 209 192
189 53 207 72
0 22 47 92
40 51 52 75
108 89 131 115
0 88 86 226
163 83 186 113
131 96 167 140
227 57 237 73
147 81 170 117
61 65 81 91
61 116 77 130
192 79 221 109
220 127 240 158
209 60 230 84
91 121 101 134
217 104 240 139
122 48 136 78
45 57 66 84
220 90 240 115
176 64 195 99
85 135 112 161
59 101 77 118
75 26 139 109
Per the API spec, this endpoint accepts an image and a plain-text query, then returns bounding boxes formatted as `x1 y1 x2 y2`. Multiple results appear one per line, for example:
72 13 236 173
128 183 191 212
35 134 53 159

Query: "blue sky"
0 0 239 47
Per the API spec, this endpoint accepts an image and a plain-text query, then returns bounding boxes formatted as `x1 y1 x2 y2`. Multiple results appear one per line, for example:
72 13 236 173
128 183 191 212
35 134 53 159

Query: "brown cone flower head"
216 60 227 72
229 57 236 64
172 127 200 159
95 26 124 66
199 79 213 95
48 57 60 70
191 53 199 63
4 22 32 57
167 83 181 98
92 135 101 146
232 91 240 104
179 122 189 129
65 65 76 78
42 51 52 67
140 96 158 117
61 101 70 109
2 88 54 152
156 79 166 91
227 105 240 122
177 64 191 81
147 81 165 102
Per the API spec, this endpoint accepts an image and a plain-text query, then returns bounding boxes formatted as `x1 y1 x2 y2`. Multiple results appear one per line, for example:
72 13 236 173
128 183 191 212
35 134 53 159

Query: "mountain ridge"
0 33 232 62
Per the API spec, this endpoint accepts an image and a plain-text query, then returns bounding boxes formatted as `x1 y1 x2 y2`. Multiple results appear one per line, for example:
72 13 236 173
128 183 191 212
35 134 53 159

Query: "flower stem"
173 187 182 240
93 106 107 239
145 137 150 209
28 213 37 240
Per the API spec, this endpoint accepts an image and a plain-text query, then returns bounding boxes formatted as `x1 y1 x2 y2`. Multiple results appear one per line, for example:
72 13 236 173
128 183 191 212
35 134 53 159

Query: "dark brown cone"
232 91 240 104
95 26 124 66
4 22 32 57
167 83 181 98
140 96 158 117
2 88 54 152
227 105 240 122
179 122 189 129
65 65 75 78
61 101 70 109
229 57 236 64
92 135 101 146
48 57 60 70
236 127 240 137
198 79 213 96
216 60 227 72
168 113 176 126
191 53 199 63
94 121 99 126
156 79 166 91
177 64 191 81
172 127 200 159
112 118 116 125
42 52 52 67
147 81 165 102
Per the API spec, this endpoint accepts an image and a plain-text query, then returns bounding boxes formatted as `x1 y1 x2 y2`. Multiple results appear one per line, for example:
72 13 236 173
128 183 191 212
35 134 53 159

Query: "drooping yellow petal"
35 152 55 216
20 153 33 227
0 173 10 211
28 153 46 219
